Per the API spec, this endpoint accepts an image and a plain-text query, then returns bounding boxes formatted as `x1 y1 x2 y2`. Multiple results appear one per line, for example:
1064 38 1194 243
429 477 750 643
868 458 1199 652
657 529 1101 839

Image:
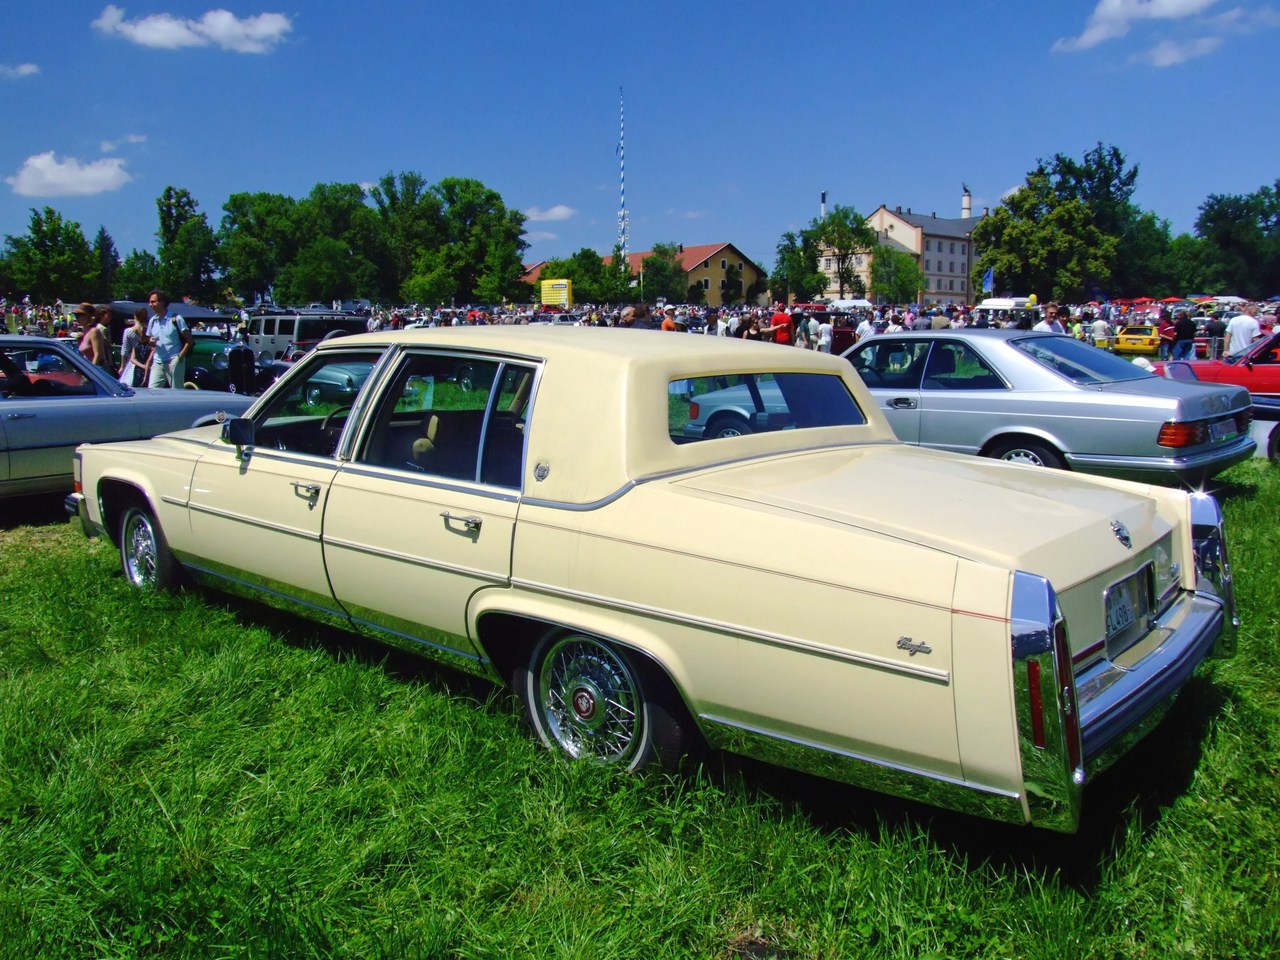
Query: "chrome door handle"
889 397 918 409
440 511 482 532
292 481 321 500
5 412 36 420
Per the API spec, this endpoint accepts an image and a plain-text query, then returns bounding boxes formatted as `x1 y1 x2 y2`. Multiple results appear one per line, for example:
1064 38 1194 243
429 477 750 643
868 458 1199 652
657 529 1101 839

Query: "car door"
915 340 1010 455
321 351 535 657
0 342 137 486
183 347 386 613
847 338 930 443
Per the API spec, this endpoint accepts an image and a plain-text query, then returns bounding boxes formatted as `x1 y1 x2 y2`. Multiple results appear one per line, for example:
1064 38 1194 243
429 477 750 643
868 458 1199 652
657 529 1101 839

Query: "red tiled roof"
602 242 760 275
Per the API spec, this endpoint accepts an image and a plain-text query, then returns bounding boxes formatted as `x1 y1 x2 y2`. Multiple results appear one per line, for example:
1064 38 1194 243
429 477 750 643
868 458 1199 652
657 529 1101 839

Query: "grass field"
1 462 1277 959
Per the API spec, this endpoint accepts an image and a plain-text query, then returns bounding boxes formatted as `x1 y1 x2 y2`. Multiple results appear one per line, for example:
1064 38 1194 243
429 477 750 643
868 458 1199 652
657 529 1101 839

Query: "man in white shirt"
1225 304 1262 356
854 314 876 341
1033 303 1067 334
145 289 192 388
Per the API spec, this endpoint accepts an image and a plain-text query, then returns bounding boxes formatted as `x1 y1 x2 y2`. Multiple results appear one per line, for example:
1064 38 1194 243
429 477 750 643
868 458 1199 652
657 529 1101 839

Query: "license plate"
1210 419 1237 441
1105 567 1150 642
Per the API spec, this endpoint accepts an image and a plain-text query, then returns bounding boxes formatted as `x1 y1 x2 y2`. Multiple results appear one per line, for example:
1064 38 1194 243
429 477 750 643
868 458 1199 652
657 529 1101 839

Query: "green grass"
1 462 1278 959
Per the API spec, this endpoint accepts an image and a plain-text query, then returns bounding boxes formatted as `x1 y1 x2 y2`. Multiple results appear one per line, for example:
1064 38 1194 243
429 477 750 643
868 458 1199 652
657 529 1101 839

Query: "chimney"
895 205 901 213
962 190 972 219
983 207 989 216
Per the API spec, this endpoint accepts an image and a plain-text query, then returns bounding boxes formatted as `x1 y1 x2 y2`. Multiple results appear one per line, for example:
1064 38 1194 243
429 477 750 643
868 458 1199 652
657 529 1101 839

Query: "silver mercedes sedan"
841 329 1255 484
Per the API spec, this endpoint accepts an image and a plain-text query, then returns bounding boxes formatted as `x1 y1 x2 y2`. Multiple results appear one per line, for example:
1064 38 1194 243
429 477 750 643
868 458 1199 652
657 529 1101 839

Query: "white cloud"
5 152 132 197
524 204 575 222
100 133 146 153
524 231 558 243
92 5 292 54
1133 34 1223 64
1053 0 1220 52
0 63 39 78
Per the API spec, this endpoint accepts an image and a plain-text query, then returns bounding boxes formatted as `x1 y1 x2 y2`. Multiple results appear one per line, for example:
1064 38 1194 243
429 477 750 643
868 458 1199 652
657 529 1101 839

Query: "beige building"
819 192 986 306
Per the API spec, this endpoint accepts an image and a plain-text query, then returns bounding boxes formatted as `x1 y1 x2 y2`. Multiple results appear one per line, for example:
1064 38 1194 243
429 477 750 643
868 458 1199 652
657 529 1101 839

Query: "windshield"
1011 335 1155 385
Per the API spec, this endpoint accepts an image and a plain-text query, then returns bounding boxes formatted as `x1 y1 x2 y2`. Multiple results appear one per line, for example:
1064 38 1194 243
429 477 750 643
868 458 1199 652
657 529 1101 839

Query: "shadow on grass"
0 492 70 530
700 672 1227 893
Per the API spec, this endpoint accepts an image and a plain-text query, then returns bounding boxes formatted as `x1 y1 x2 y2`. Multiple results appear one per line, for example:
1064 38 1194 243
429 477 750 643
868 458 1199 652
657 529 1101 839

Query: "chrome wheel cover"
122 510 159 588
536 636 644 765
1001 447 1048 467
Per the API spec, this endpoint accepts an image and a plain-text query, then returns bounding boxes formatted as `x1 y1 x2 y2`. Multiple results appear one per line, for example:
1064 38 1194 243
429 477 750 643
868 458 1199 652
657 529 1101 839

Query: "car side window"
356 353 532 488
850 340 930 389
921 342 1005 390
0 345 95 398
252 350 380 458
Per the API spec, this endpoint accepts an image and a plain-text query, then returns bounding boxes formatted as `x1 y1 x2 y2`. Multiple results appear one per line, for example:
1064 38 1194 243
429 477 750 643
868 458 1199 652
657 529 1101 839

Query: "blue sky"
2 1 1277 274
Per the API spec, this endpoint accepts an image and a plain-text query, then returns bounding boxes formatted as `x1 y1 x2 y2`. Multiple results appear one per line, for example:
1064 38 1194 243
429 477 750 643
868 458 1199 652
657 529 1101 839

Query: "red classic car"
1151 331 1280 398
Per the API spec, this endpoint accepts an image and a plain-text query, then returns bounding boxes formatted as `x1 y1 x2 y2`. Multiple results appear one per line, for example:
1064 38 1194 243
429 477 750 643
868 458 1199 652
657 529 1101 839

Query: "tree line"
2 146 1276 308
0 172 533 308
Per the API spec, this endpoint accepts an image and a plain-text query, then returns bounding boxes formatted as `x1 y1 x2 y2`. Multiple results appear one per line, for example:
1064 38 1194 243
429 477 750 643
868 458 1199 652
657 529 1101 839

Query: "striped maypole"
617 87 629 260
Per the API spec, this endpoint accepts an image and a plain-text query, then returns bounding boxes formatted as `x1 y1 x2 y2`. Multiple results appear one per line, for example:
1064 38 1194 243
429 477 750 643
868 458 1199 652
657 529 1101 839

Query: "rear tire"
119 502 179 590
517 630 692 772
989 437 1065 470
705 414 753 440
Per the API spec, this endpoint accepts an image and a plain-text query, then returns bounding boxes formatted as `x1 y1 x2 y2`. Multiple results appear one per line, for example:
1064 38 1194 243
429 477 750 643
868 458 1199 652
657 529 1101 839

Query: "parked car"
1149 331 1280 399
185 331 262 393
1113 324 1160 355
0 334 253 498
841 329 1255 484
67 327 1238 833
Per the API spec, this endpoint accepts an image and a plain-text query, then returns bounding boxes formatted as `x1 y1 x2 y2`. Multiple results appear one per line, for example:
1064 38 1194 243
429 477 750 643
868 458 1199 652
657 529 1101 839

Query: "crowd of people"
7 294 1274 379
4 291 195 388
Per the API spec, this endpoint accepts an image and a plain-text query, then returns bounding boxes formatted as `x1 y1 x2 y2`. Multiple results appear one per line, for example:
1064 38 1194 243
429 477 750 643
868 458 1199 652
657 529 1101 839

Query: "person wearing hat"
660 304 679 332
73 302 113 372
144 289 192 388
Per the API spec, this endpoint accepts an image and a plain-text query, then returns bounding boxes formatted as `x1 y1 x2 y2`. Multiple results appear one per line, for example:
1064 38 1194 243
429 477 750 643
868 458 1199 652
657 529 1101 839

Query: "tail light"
688 401 701 421
1157 421 1207 448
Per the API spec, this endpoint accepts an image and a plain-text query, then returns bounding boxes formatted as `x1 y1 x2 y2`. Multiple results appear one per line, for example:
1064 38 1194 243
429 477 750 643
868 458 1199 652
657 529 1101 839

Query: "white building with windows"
819 191 986 306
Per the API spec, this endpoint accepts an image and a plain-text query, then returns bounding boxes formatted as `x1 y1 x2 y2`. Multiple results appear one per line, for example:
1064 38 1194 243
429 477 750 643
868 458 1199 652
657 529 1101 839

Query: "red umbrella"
1160 296 1183 303
1132 296 1155 303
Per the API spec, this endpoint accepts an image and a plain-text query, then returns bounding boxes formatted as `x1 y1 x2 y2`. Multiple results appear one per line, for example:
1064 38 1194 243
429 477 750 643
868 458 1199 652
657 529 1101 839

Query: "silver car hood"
675 444 1172 587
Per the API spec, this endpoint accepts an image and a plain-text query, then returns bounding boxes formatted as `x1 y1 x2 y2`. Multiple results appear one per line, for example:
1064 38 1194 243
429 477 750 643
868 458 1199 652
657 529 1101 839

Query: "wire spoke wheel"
119 503 177 590
532 634 648 768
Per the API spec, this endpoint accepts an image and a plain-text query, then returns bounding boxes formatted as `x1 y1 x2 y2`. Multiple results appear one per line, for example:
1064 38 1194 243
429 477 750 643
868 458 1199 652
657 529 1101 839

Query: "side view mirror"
222 417 255 459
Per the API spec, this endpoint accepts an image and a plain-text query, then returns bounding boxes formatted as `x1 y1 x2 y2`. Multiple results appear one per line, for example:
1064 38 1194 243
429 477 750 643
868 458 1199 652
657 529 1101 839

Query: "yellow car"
1114 324 1161 354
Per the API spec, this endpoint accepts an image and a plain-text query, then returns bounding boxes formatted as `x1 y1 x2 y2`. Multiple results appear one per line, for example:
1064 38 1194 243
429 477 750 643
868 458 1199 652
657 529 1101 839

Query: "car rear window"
671 372 866 442
1011 335 1156 385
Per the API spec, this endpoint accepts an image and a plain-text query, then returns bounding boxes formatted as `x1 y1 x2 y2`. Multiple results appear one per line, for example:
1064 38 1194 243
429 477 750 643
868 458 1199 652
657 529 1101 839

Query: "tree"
971 167 1116 302
637 243 687 305
276 182 384 303
2 207 96 302
114 250 160 300
1195 184 1279 299
598 244 636 304
216 192 298 303
814 205 875 298
368 171 442 296
90 226 119 301
769 230 826 303
870 246 925 304
401 177 527 304
721 264 744 306
159 214 219 302
156 186 200 249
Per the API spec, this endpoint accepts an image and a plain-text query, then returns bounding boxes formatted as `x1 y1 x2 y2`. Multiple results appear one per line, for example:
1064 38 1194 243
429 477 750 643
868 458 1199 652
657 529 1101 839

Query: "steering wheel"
322 405 351 434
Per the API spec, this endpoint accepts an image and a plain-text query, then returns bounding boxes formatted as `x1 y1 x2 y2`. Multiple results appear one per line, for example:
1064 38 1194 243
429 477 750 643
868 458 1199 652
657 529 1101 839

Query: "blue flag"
981 267 994 294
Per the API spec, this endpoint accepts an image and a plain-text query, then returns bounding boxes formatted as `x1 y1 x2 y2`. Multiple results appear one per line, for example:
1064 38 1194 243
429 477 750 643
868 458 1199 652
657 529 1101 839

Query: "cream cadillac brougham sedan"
66 326 1237 832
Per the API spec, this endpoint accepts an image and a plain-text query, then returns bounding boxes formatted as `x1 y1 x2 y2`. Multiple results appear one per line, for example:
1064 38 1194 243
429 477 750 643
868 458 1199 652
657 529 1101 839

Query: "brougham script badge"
897 636 932 657
1110 520 1133 549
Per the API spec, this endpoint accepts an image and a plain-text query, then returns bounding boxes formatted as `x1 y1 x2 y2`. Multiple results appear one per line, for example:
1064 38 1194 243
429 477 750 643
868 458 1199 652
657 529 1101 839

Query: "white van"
246 313 368 361
973 297 1041 329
